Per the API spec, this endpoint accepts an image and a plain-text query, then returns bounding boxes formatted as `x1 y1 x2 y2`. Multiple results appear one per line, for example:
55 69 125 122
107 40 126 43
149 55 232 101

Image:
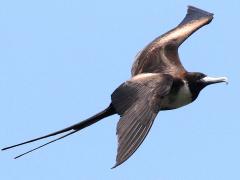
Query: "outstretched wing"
131 6 213 77
111 73 173 168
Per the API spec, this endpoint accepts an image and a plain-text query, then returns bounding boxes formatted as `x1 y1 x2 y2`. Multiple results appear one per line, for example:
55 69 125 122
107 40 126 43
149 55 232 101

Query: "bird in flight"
2 6 228 168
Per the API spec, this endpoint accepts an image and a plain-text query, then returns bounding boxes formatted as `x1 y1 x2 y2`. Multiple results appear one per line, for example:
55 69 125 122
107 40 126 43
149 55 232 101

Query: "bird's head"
185 72 228 100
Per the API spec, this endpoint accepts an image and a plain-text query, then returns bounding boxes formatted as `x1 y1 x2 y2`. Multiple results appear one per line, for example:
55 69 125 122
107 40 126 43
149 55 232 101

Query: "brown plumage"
113 5 214 167
131 6 213 78
2 6 227 168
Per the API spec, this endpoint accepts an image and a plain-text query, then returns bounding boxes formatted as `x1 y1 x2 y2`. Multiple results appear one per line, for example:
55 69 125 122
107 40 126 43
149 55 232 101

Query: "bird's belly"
161 83 192 110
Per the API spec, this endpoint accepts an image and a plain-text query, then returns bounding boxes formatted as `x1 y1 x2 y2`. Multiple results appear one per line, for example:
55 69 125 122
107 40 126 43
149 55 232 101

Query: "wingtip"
187 5 214 17
111 163 119 169
111 166 116 169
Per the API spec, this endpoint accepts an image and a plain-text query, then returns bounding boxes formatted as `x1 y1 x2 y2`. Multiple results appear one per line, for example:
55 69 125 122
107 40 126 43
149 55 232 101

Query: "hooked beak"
200 76 228 85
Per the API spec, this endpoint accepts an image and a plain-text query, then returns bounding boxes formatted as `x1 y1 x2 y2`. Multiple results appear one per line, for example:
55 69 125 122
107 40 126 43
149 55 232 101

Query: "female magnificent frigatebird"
2 6 228 168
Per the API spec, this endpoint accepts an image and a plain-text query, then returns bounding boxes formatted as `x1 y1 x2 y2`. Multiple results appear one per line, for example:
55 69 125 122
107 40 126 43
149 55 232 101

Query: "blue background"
0 0 239 179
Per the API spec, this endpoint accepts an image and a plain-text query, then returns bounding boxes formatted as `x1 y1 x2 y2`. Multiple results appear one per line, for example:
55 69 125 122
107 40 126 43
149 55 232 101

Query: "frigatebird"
2 6 228 168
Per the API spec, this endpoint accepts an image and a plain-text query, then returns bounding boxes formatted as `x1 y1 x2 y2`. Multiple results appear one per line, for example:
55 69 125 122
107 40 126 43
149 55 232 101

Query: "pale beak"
201 76 228 85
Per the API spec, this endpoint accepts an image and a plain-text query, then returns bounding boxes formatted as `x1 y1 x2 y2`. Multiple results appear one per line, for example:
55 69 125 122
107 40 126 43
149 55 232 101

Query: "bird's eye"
197 73 205 79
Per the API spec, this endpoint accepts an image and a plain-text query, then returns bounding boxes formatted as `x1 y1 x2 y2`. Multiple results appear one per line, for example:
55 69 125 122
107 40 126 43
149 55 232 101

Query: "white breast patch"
161 81 192 109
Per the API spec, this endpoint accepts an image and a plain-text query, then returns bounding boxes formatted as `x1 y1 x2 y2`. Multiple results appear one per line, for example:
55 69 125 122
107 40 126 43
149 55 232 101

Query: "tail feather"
2 124 76 151
14 130 77 159
2 104 116 158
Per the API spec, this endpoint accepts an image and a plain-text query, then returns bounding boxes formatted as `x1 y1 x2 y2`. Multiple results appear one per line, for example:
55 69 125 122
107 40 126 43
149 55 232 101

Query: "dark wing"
111 74 173 168
131 6 213 77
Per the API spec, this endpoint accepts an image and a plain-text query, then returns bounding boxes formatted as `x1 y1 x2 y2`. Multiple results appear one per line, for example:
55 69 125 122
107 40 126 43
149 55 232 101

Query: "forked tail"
2 104 116 158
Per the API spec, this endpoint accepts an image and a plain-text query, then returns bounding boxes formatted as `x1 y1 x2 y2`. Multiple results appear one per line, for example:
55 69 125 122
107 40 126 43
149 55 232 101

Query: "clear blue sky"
0 0 239 179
